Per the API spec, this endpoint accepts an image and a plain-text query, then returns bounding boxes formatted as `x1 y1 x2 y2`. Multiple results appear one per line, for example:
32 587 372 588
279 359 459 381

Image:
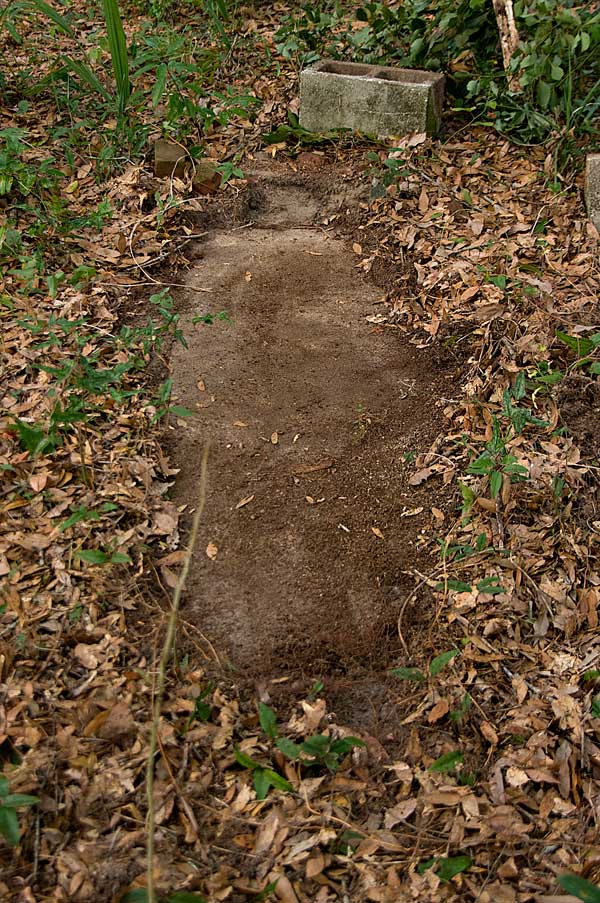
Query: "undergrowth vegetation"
1 0 599 901
275 0 600 149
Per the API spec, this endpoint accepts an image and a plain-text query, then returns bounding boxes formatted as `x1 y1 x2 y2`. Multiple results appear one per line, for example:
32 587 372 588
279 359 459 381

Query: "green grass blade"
61 56 112 101
101 0 130 113
29 0 74 35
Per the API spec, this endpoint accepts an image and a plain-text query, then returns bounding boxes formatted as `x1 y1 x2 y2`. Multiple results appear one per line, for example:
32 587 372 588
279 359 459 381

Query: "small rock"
154 139 188 178
192 159 222 195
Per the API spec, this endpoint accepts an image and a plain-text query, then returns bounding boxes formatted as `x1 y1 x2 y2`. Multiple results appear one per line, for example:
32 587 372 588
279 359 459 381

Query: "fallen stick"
146 444 209 903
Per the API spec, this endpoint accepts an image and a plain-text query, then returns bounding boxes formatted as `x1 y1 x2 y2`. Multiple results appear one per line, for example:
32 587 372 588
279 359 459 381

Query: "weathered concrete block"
300 60 444 138
585 154 600 231
154 139 188 178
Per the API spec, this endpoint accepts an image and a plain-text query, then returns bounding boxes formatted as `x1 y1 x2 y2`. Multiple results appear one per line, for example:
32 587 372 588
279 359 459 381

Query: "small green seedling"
259 702 365 773
390 648 459 683
418 855 472 882
0 775 38 847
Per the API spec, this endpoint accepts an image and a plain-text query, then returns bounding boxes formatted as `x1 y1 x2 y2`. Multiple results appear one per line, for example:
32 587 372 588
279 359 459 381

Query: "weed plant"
274 0 600 149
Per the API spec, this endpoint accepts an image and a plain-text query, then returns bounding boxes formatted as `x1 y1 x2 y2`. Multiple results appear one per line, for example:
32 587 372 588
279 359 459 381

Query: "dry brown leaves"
1 6 600 903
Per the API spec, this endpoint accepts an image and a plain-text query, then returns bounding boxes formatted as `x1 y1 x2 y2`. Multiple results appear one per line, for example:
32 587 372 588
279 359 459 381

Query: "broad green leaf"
389 667 426 682
1 794 38 807
152 63 167 108
300 734 331 757
435 580 472 593
0 776 9 797
419 855 472 881
233 746 258 770
428 750 463 773
537 79 551 109
592 694 600 718
557 875 600 903
429 649 459 676
0 805 20 847
258 703 278 740
167 893 208 903
59 506 100 531
556 330 595 356
169 405 195 417
253 768 270 800
110 551 132 564
466 453 494 476
119 890 149 903
276 737 303 760
330 737 365 755
476 577 504 595
490 470 503 499
262 769 293 794
76 549 110 565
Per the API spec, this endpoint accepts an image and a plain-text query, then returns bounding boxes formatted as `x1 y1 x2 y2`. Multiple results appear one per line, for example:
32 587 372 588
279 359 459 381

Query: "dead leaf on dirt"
371 527 385 540
409 466 438 485
235 495 255 509
428 698 450 723
271 431 279 444
206 542 218 560
384 798 417 828
291 458 334 475
73 644 101 670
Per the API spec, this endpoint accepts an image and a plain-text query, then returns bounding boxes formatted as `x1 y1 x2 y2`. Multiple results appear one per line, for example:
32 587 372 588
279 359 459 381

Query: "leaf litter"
0 2 599 902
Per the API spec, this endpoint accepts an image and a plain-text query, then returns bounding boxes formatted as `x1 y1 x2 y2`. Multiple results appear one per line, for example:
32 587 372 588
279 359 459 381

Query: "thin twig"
146 444 209 903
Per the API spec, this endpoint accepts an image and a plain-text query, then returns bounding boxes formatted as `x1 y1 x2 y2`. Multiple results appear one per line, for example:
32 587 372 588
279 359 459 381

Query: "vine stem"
146 444 209 903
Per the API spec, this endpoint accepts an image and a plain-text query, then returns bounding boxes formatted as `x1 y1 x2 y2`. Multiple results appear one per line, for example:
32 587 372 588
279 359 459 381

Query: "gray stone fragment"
300 60 444 139
585 154 600 231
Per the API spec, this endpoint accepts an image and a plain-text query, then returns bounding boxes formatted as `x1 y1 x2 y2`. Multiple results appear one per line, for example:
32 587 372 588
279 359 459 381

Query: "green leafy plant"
192 309 232 325
0 0 73 44
262 110 337 149
233 746 294 801
428 750 464 773
101 0 130 114
76 547 132 566
0 775 38 847
148 378 194 424
389 647 460 682
259 701 365 773
467 417 529 499
556 330 600 375
418 854 472 882
233 703 365 799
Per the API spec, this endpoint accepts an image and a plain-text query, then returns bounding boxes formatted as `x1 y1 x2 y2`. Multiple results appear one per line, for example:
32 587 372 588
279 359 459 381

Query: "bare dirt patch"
170 167 465 676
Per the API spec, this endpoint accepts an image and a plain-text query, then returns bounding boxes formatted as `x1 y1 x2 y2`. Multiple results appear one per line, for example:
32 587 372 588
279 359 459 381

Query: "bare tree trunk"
492 0 520 89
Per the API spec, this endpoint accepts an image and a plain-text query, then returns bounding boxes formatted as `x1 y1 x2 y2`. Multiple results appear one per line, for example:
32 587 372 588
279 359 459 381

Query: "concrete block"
154 139 188 178
585 154 600 231
299 60 444 138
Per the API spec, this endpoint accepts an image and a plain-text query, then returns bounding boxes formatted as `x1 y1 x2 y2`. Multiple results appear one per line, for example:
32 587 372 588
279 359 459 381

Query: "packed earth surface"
1 3 600 903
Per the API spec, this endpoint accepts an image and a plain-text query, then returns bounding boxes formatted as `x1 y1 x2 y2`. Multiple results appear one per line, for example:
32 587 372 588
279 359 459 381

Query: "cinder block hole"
318 61 375 77
372 67 430 84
